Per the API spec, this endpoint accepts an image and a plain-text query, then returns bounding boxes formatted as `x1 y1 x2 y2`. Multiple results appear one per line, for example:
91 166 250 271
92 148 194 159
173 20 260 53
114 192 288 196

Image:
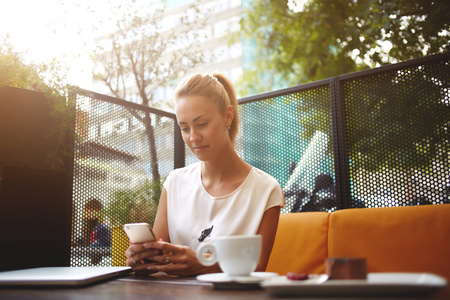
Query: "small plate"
261 273 448 297
196 272 278 290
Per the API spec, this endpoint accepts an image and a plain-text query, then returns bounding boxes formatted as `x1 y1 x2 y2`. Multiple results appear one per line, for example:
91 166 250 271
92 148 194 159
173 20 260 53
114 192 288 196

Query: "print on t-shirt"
198 225 214 242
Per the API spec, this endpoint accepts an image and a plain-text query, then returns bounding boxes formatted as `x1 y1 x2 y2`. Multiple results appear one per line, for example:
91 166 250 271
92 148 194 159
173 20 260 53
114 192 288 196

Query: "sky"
0 0 113 91
0 0 195 92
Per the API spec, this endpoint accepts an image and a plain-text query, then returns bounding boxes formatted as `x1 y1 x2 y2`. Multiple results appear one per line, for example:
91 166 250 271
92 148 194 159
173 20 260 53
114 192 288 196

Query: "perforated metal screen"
341 58 450 208
71 91 177 267
237 53 449 212
70 53 449 267
238 85 336 214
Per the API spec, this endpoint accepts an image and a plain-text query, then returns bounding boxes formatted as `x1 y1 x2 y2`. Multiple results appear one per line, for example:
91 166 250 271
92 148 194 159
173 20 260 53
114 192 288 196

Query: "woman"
125 73 284 276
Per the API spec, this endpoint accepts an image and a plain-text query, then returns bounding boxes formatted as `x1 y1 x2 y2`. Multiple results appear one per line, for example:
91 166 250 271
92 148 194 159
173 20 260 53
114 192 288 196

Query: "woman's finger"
125 243 147 258
143 240 178 255
150 253 176 265
130 248 163 264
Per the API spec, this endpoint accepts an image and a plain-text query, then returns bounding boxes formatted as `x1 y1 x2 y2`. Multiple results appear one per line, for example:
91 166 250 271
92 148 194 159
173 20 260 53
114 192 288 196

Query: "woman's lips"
193 145 208 152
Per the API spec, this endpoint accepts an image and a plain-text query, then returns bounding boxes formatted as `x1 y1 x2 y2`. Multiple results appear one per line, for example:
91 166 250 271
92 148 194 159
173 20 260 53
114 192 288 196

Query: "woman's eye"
180 127 188 132
198 123 207 127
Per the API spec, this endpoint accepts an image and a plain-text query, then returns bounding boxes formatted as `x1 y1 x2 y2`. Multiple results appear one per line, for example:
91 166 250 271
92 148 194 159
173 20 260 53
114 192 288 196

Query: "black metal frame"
72 52 450 211
238 52 450 210
72 88 185 170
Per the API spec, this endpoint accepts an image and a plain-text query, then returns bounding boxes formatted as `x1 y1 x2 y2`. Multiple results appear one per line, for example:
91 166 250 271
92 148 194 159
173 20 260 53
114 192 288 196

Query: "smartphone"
123 223 157 244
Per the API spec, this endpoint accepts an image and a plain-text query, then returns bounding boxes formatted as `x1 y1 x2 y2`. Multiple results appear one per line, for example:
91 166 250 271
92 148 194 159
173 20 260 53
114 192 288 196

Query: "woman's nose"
190 129 201 142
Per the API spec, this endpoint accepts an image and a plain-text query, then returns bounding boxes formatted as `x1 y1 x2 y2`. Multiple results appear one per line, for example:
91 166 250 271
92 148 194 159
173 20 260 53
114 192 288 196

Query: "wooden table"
0 273 448 299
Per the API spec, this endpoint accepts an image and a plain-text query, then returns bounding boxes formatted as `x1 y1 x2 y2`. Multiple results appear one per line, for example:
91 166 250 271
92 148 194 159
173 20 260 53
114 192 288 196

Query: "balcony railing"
70 52 450 267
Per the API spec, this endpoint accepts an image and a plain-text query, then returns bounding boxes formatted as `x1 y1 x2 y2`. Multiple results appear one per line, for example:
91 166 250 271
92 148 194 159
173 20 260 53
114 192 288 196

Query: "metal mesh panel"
71 92 176 267
342 58 450 208
238 86 336 213
68 54 449 266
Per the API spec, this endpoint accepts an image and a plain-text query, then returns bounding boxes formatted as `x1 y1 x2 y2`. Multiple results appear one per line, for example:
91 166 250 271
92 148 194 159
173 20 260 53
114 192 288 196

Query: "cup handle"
196 243 217 266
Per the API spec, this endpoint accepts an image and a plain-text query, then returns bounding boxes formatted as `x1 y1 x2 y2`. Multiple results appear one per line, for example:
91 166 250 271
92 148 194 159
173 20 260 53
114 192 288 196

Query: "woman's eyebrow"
178 114 209 125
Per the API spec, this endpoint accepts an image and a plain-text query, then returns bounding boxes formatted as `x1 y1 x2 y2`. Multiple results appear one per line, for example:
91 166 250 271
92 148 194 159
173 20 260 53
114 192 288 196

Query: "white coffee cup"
196 235 261 276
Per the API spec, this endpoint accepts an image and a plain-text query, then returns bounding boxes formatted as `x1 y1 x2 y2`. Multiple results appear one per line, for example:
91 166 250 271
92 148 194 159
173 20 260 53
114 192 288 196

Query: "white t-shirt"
163 162 285 250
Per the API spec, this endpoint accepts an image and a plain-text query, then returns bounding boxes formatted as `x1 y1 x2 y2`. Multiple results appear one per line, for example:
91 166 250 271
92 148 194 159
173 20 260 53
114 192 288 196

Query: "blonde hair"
174 73 239 143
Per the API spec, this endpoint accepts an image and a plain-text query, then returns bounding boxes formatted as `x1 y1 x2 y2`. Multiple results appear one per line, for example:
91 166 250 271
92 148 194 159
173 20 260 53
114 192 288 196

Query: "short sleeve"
264 181 285 211
163 169 175 191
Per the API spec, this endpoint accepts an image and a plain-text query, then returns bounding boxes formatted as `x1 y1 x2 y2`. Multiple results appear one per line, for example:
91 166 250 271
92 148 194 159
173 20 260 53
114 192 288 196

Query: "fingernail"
158 238 164 242
146 266 153 270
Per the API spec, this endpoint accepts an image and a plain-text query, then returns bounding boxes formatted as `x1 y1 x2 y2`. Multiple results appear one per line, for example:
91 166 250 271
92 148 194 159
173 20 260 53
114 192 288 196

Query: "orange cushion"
266 212 329 275
328 204 450 280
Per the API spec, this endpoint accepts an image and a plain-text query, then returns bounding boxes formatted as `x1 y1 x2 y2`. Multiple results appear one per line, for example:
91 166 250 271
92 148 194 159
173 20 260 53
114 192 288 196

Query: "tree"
0 38 63 91
295 60 450 172
92 0 210 192
0 38 74 170
239 0 450 94
106 179 162 227
239 1 449 202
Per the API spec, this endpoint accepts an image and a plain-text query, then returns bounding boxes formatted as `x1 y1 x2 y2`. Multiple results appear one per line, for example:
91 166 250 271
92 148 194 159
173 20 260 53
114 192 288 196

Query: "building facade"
151 0 244 111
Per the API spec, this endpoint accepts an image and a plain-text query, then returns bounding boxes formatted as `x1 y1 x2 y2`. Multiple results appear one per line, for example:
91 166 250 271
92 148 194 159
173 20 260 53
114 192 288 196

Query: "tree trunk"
143 112 161 196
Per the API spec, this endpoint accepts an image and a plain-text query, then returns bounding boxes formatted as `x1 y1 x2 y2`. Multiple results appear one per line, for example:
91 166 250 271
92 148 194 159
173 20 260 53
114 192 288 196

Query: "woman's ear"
225 106 234 127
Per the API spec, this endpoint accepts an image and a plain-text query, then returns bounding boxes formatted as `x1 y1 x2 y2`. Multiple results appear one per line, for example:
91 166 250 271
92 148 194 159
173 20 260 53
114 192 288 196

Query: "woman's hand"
125 188 222 276
126 239 221 276
125 241 164 275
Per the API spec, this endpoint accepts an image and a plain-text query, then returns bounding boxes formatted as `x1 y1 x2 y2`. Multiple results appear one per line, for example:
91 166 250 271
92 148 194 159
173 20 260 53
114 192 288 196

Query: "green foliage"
238 0 450 173
0 42 45 89
345 63 450 171
295 58 450 172
0 38 75 170
295 86 333 148
106 180 163 227
239 0 450 94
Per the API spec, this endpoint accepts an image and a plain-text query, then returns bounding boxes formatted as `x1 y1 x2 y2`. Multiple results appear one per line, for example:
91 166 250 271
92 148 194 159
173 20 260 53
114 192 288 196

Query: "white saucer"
197 272 278 290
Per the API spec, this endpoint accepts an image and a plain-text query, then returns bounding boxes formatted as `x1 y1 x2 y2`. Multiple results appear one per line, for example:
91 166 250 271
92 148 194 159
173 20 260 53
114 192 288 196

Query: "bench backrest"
266 211 329 275
329 204 450 280
267 204 450 280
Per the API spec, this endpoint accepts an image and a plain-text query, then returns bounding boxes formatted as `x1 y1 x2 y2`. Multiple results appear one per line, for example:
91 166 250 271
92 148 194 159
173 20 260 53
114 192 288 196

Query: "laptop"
0 266 132 287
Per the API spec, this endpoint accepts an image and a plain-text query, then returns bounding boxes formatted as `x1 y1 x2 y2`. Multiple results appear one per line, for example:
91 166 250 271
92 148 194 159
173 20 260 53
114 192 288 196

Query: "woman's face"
175 95 232 161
